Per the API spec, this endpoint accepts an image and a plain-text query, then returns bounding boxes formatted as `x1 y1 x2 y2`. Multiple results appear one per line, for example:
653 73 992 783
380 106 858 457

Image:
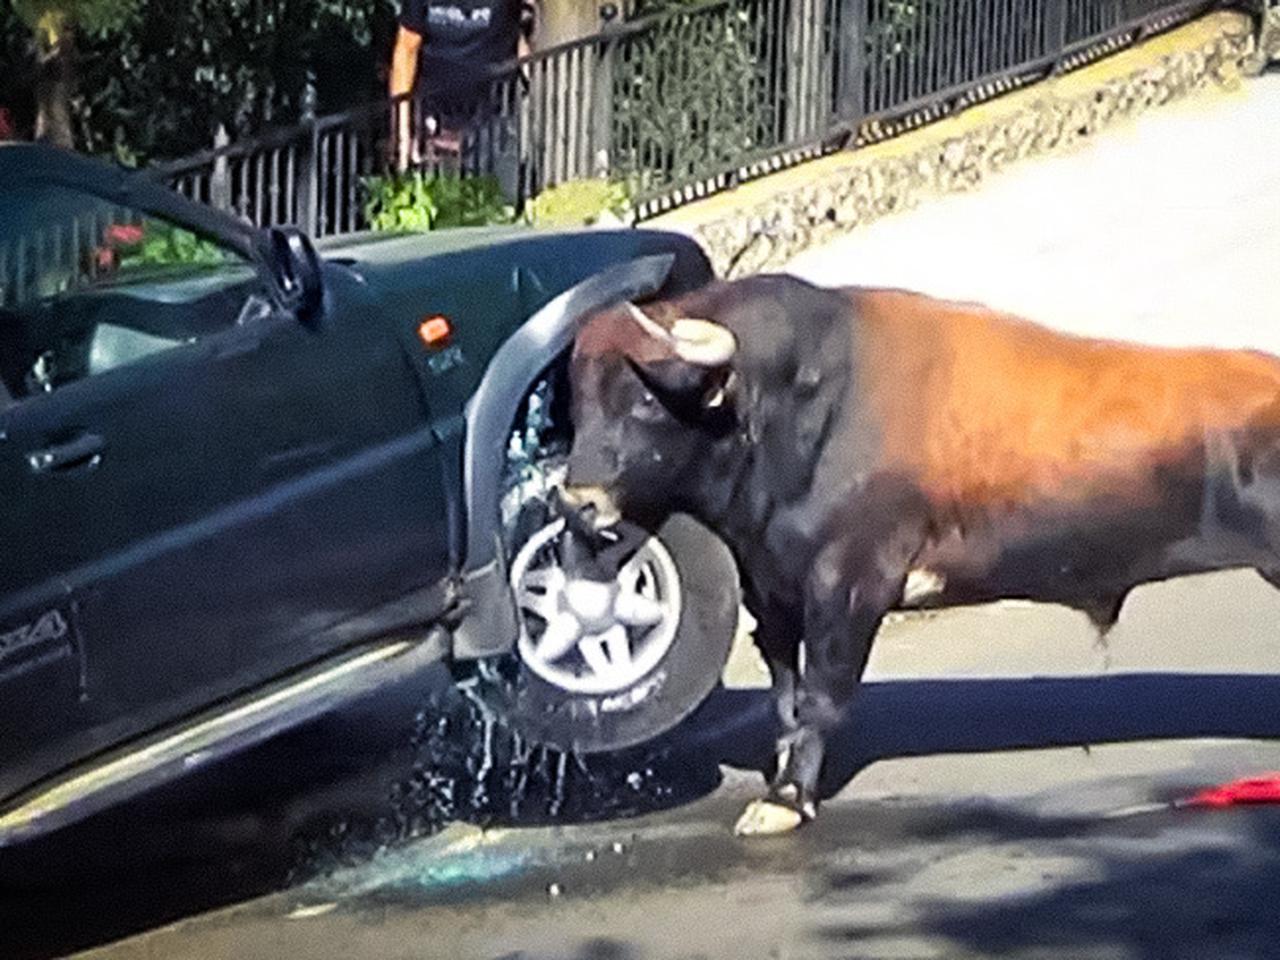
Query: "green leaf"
360 172 514 233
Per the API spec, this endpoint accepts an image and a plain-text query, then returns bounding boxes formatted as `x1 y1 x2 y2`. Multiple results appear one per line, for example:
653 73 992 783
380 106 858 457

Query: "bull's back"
847 288 1280 514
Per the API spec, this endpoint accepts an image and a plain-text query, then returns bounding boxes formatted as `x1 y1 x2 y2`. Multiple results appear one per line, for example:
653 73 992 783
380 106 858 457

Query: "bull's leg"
735 525 923 837
749 604 802 786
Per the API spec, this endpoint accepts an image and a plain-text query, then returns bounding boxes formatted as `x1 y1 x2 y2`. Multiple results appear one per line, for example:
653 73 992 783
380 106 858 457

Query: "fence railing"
150 0 1216 237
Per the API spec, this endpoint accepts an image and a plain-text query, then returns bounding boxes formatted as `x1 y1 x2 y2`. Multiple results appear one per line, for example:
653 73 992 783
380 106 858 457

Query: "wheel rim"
510 518 682 696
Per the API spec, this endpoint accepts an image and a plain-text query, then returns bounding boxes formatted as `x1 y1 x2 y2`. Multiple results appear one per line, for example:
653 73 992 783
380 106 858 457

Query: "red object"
105 223 145 246
1183 774 1280 808
417 315 452 347
0 108 14 141
95 247 117 272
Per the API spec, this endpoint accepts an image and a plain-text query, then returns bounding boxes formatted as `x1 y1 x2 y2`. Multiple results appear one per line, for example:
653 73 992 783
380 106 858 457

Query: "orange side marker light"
418 315 452 348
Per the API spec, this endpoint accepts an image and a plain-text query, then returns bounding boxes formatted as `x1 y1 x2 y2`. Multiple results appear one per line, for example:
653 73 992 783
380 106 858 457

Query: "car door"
0 378 87 805
0 175 452 800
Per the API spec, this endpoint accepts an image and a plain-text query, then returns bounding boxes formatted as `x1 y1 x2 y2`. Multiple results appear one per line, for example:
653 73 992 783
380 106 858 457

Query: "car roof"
0 142 258 258
0 142 129 191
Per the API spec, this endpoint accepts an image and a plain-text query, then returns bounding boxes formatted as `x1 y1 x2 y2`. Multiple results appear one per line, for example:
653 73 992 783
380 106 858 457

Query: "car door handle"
28 433 106 474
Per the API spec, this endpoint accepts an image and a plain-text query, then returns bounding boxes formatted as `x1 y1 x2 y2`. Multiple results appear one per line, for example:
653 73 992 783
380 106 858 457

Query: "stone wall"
648 11 1256 278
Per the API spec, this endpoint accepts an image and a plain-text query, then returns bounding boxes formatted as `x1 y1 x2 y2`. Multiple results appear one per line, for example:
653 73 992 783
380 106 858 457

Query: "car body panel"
1 257 454 806
0 143 715 844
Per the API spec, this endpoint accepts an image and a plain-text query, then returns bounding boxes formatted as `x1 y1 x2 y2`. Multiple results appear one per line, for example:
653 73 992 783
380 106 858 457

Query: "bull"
559 273 1280 835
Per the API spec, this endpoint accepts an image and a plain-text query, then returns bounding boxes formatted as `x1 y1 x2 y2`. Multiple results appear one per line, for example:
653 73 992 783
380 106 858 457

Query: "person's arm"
519 0 536 53
390 24 424 169
390 25 422 99
516 0 536 81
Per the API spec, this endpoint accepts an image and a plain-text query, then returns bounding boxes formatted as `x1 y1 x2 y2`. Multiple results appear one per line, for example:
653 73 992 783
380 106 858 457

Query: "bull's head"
561 300 739 533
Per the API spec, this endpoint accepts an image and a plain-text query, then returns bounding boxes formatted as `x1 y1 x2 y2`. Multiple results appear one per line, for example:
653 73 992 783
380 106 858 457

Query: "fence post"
295 80 320 237
1245 0 1280 75
836 0 867 123
780 0 823 142
1045 0 1067 67
784 0 804 142
210 124 231 212
590 5 620 179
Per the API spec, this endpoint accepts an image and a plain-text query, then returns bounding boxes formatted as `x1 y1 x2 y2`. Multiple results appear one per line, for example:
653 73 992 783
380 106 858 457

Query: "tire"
478 512 741 754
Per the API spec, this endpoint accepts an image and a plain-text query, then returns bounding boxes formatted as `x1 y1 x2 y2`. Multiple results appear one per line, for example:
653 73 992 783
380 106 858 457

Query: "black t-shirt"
400 0 524 120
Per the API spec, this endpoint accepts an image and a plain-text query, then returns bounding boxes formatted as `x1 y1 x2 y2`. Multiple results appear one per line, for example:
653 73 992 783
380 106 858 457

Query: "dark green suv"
0 144 740 847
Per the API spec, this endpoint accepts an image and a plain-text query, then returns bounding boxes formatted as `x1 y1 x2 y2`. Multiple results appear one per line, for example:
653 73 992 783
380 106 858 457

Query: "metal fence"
150 0 1216 236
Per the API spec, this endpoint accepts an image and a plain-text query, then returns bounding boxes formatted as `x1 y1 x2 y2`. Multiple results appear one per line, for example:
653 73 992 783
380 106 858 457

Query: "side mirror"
263 227 324 324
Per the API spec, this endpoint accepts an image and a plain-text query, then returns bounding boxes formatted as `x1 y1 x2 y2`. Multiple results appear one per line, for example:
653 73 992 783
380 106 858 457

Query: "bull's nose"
558 485 623 530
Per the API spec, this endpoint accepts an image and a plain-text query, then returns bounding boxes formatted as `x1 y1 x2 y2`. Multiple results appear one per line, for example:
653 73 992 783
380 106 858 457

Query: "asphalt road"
10 71 1280 960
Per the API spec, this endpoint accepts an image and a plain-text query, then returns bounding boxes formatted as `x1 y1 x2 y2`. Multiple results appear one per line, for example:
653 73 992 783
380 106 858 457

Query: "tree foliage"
1 0 399 162
1 5 37 135
610 0 774 194
11 0 138 34
362 172 516 231
522 178 631 227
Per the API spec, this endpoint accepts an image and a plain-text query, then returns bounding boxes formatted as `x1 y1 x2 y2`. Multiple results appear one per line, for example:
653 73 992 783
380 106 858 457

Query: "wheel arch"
453 245 713 659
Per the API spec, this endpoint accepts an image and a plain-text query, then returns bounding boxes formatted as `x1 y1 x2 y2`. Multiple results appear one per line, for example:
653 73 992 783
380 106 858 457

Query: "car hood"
317 225 540 267
314 224 711 420
318 224 707 320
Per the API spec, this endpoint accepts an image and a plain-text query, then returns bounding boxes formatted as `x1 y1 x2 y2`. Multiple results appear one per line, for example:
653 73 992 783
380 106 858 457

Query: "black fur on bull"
559 273 1280 835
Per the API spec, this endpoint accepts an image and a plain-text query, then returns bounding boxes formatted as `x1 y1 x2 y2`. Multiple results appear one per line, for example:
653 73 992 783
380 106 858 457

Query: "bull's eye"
632 391 664 422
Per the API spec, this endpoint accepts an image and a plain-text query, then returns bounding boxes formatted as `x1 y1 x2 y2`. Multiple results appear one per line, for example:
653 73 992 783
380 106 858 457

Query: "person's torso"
419 0 522 71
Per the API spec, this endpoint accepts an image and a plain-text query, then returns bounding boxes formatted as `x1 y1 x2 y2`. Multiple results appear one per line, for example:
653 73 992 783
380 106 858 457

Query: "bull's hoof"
734 799 806 836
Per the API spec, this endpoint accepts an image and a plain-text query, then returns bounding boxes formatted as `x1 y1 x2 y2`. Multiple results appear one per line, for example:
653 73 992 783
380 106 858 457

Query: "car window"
0 182 264 400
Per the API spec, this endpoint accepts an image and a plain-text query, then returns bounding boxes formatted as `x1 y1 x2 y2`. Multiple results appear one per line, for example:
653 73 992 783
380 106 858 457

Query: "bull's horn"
669 318 737 367
623 302 737 367
624 301 675 344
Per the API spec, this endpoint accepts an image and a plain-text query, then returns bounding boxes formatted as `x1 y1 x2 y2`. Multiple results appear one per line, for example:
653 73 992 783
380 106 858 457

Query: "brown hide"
571 279 1280 618
850 289 1280 515
566 278 1280 822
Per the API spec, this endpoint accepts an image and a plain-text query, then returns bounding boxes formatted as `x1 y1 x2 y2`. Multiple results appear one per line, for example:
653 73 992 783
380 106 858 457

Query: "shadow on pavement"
6 670 1280 957
812 800 1280 960
0 663 457 960
915 812 1280 960
678 671 1280 801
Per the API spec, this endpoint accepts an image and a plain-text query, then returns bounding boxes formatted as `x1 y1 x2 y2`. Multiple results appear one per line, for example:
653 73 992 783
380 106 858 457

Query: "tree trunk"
33 10 75 150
